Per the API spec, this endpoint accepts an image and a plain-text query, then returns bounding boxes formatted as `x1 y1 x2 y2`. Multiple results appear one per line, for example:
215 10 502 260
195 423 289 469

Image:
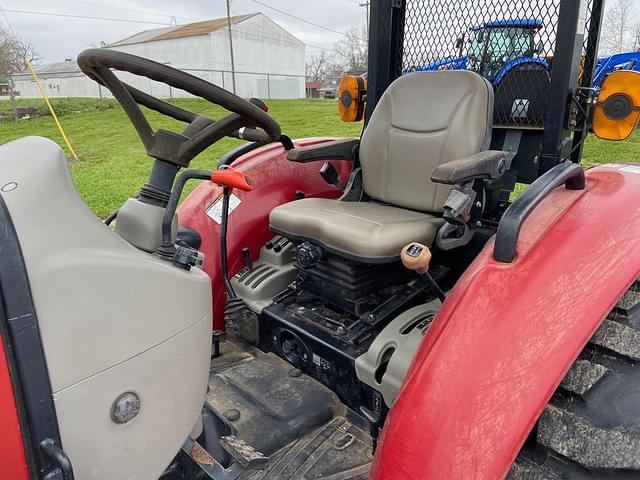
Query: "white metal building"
11 13 306 99
10 61 95 99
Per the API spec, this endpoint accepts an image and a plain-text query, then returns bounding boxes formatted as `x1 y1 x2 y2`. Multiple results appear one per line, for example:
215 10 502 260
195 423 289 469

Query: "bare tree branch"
333 26 368 74
0 22 39 80
633 22 640 51
305 51 329 82
600 0 636 55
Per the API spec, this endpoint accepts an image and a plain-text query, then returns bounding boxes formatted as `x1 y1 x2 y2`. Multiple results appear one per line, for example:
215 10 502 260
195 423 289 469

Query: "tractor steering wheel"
77 48 281 168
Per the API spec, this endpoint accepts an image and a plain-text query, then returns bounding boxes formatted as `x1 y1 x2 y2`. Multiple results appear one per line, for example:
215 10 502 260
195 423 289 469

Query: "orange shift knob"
401 243 432 274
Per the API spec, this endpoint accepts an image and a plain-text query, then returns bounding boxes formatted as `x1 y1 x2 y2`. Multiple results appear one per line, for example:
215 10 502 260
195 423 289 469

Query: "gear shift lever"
401 243 447 302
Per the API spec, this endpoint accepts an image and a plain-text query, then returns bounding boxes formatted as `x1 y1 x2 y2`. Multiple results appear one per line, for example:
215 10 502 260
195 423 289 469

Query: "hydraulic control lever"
158 169 212 269
157 167 251 274
212 167 261 345
401 243 447 302
211 167 253 299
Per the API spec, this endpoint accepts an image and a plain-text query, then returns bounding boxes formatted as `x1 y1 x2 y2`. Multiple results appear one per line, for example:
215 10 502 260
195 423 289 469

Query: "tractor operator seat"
270 71 499 262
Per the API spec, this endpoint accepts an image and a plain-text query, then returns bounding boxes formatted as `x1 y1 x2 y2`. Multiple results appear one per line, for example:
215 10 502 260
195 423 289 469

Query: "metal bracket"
219 436 269 470
182 437 245 480
501 130 523 169
182 435 269 480
41 439 74 480
436 223 475 251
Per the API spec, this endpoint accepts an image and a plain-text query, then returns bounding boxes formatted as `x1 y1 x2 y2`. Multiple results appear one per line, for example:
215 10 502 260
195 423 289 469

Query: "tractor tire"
508 280 640 479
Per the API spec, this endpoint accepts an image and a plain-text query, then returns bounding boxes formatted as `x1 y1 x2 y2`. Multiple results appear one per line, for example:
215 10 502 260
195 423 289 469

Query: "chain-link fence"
400 0 595 128
9 64 308 102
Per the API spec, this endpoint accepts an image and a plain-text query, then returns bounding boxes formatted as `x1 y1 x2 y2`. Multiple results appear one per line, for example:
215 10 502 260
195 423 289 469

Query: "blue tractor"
411 19 555 126
593 51 640 88
414 19 548 84
411 18 640 126
414 18 640 89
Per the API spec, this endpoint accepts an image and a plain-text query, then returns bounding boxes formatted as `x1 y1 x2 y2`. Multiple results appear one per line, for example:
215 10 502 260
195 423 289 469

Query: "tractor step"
242 417 372 480
205 337 374 480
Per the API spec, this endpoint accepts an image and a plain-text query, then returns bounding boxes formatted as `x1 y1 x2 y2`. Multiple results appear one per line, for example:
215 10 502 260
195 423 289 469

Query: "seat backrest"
359 71 494 213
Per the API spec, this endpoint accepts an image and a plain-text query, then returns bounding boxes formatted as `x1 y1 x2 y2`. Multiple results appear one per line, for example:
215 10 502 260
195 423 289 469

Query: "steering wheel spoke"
126 84 198 124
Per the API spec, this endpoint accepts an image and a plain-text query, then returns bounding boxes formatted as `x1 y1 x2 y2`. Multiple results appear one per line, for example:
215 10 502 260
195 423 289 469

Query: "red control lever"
211 168 253 192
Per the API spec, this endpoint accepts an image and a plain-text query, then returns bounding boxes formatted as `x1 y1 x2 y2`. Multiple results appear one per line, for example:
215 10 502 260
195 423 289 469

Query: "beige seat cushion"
270 198 444 260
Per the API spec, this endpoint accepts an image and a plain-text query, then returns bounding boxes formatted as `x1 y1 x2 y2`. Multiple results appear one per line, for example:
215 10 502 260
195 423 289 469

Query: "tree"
600 0 636 54
0 23 39 81
333 27 368 73
634 23 640 51
305 51 329 82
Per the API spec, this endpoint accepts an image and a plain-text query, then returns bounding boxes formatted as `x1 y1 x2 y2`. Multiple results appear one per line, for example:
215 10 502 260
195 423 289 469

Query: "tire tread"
509 280 640 478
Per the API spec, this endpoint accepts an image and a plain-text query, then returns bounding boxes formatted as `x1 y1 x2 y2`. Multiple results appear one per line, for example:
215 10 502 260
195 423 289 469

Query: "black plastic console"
259 297 384 417
258 274 429 416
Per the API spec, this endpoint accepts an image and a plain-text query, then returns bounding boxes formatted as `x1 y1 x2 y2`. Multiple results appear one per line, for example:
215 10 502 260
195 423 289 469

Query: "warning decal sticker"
205 194 241 224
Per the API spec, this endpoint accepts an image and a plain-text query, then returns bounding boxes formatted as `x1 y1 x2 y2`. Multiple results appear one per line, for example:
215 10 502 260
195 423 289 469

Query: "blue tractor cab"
415 18 548 85
465 19 547 83
411 19 552 127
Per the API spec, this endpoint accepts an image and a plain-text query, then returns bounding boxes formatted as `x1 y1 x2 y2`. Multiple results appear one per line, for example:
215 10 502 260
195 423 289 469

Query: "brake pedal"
219 435 269 470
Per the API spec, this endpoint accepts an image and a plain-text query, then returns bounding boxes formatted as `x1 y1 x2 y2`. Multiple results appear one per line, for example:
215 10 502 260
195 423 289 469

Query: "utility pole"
359 1 370 41
8 77 17 121
225 0 237 94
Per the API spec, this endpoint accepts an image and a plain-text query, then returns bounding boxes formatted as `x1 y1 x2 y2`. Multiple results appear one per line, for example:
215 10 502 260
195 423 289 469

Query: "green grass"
0 98 362 218
582 129 640 167
0 97 637 217
0 97 117 117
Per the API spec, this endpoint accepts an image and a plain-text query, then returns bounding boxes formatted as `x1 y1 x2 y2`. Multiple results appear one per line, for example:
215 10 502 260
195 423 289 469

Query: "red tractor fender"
0 333 29 479
178 138 352 329
370 164 640 479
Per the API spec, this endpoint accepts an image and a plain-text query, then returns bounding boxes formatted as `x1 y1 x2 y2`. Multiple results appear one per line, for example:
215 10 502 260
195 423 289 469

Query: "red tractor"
1 0 640 479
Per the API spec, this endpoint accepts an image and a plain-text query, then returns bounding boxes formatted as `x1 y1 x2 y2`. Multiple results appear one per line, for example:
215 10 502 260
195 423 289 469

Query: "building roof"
107 14 259 47
470 18 544 31
10 60 82 81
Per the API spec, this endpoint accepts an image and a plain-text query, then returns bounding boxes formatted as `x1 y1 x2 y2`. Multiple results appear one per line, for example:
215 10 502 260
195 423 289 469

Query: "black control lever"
158 169 212 269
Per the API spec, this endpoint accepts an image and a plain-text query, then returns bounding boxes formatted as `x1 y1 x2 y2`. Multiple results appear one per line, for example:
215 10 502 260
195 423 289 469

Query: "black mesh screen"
400 0 595 128
579 0 598 88
574 0 601 130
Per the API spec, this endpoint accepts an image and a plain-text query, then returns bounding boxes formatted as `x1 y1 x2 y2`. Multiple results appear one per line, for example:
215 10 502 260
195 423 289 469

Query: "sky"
0 0 368 63
0 0 633 66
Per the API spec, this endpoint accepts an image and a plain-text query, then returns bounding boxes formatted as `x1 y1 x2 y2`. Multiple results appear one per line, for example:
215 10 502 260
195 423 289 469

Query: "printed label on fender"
205 194 241 224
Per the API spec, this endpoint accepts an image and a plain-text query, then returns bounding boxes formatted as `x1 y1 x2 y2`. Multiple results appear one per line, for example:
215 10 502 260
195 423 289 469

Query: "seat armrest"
431 150 507 185
287 138 359 163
